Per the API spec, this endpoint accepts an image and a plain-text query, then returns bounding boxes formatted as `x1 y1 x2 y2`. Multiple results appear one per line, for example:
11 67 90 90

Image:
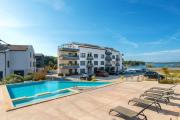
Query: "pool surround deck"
2 81 115 111
0 80 179 120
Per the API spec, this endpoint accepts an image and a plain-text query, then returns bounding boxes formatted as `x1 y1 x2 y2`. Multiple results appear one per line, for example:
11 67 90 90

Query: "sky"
0 0 180 62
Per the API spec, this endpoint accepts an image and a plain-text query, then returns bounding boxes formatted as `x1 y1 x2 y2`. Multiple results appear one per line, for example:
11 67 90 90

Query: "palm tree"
161 67 170 80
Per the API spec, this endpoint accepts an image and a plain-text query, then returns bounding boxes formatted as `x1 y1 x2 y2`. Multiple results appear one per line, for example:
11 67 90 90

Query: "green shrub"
33 71 46 81
2 74 24 84
24 74 34 81
159 79 180 84
58 73 64 76
91 75 97 81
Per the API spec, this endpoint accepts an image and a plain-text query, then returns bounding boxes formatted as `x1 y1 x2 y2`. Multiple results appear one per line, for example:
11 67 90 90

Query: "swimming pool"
6 80 111 108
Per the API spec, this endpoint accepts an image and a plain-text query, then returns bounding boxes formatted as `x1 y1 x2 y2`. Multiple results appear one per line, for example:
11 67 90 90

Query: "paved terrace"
0 81 179 120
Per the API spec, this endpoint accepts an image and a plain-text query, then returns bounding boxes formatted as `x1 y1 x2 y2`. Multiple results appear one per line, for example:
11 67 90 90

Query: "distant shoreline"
149 67 180 70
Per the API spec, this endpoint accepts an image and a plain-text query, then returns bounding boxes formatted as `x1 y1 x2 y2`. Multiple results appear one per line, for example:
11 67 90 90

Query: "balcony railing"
105 50 112 55
116 63 120 66
105 62 112 67
59 64 79 69
60 55 79 60
87 56 94 60
87 63 93 68
59 47 79 52
116 57 120 61
105 56 112 61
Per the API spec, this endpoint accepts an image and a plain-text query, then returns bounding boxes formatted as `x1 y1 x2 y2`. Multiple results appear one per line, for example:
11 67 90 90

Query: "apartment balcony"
105 62 112 67
87 56 94 60
105 50 112 55
59 64 79 69
116 57 120 61
105 56 112 61
87 63 93 68
59 47 79 52
60 55 79 60
116 62 120 66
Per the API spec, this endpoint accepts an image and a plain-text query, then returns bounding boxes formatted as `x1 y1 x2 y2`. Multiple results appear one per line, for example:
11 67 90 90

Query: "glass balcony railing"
105 62 112 66
59 47 79 52
105 56 112 61
116 57 120 61
105 50 112 55
87 56 94 60
116 63 120 66
59 64 79 69
60 55 79 60
87 63 93 68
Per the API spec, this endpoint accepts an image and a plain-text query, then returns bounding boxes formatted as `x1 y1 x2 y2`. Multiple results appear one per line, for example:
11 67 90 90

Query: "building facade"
58 42 123 75
35 53 45 71
0 45 36 80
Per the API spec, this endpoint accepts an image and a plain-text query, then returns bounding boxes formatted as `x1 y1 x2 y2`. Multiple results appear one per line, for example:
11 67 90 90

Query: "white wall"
79 47 105 73
0 45 36 79
0 53 5 78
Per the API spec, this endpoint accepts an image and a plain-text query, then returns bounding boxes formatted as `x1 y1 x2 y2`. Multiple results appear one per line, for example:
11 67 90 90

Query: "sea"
127 62 180 69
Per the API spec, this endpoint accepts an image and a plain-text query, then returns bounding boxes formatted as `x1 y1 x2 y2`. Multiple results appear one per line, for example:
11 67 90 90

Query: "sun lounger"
128 98 161 113
140 93 173 104
150 84 177 91
109 105 149 120
145 89 174 95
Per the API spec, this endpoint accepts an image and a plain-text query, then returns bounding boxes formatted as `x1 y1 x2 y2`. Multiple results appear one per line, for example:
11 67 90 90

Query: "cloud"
35 0 67 11
104 28 139 48
144 30 180 46
117 35 139 48
142 49 180 56
126 49 180 62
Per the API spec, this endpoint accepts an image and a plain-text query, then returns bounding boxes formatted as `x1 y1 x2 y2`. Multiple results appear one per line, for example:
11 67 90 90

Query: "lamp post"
0 39 10 78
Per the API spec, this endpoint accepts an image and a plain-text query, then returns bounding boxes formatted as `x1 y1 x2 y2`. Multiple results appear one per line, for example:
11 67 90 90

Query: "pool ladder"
74 83 78 88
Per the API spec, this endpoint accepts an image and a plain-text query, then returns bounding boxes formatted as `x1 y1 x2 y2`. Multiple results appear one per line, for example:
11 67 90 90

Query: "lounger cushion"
110 106 137 118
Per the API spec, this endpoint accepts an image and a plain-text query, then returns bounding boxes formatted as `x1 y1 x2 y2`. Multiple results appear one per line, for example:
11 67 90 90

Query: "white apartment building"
58 42 123 75
0 44 36 80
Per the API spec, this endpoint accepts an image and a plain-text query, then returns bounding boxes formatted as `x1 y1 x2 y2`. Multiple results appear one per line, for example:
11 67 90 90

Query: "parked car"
109 71 121 75
95 70 109 77
124 70 136 74
80 73 94 80
144 71 165 79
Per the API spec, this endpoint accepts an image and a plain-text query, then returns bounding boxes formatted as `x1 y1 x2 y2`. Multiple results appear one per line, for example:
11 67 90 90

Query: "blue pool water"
6 80 111 107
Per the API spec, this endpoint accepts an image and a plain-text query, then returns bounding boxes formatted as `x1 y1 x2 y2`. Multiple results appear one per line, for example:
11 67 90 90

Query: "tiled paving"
0 81 179 120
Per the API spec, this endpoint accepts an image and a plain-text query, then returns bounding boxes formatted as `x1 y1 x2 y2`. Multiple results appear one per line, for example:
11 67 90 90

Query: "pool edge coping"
2 85 14 111
4 80 122 112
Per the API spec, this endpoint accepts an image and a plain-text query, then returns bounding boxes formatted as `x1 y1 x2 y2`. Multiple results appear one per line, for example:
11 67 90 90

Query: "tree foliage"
123 60 145 66
161 67 170 80
44 56 57 70
146 64 154 68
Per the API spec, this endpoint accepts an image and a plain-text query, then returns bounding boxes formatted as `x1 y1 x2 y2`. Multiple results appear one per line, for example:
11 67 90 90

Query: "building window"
30 52 32 58
101 54 104 59
94 61 98 66
80 69 86 74
80 53 86 58
112 55 115 59
80 61 85 66
94 67 98 72
101 61 104 65
33 62 35 67
99 67 104 71
30 62 32 67
87 52 92 57
7 61 10 68
94 54 98 58
0 71 3 80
